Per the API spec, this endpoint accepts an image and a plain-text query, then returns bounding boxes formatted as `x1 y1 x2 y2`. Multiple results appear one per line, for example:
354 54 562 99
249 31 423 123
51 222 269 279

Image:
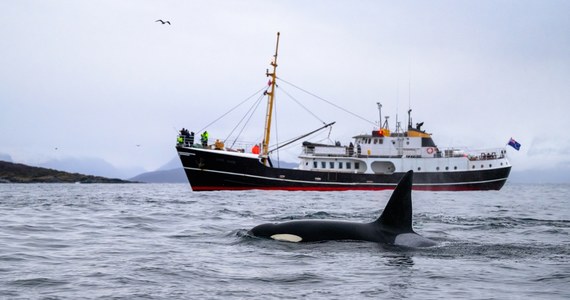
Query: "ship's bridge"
352 128 438 158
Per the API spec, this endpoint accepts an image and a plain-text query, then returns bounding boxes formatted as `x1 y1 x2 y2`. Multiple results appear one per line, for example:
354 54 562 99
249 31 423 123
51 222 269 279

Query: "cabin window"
454 166 457 170
313 161 318 168
445 166 449 170
472 165 476 169
339 162 343 169
355 162 360 169
321 162 326 168
436 167 440 171
489 164 492 168
481 164 484 168
417 167 421 171
346 162 352 169
329 162 334 169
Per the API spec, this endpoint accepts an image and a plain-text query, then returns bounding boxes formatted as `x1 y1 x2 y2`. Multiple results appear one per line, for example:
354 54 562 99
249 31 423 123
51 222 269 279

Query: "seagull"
155 19 171 25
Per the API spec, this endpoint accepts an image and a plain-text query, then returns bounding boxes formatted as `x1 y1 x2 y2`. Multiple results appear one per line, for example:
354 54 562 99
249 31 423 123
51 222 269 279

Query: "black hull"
177 146 511 191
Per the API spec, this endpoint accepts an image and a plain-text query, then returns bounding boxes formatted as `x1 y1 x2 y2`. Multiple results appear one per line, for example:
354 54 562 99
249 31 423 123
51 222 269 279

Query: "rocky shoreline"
0 161 133 183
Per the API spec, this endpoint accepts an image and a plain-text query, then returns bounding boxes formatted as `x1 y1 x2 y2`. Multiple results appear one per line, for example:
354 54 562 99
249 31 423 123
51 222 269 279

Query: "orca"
249 170 436 247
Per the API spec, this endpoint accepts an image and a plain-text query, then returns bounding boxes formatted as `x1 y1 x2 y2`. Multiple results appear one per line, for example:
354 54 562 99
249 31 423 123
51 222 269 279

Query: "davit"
249 170 436 247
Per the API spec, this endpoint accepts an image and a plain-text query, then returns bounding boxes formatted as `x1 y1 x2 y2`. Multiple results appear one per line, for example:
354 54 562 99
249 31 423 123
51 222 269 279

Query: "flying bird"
155 19 171 25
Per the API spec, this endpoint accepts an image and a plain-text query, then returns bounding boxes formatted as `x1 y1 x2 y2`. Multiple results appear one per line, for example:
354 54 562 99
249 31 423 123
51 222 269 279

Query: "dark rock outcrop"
0 161 133 183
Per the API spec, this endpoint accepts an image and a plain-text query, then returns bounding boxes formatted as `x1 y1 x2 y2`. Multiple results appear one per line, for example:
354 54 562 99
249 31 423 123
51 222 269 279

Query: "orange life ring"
426 147 434 154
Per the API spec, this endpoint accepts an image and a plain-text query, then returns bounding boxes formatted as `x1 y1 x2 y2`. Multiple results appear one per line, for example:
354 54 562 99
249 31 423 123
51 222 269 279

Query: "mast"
262 32 280 165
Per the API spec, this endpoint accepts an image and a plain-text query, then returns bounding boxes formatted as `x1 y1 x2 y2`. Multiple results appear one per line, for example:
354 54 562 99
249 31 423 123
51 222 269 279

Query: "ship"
176 33 511 191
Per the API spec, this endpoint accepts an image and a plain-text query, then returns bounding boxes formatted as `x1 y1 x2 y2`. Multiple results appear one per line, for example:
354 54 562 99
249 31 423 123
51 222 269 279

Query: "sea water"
0 182 568 299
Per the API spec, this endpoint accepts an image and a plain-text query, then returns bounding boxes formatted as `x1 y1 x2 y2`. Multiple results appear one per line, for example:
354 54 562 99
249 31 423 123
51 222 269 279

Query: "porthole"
454 166 457 170
417 167 421 171
472 165 475 169
481 164 484 168
436 167 440 171
489 164 492 168
445 166 449 170
500 162 503 166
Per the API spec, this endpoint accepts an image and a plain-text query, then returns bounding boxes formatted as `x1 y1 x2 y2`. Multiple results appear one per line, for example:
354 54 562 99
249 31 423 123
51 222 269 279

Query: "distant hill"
38 157 145 179
157 156 182 171
129 158 298 183
0 154 13 163
0 161 133 183
129 168 186 183
509 168 570 184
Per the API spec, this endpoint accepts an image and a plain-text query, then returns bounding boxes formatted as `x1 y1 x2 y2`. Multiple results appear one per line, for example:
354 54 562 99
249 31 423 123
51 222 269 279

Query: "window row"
415 162 506 171
357 138 384 145
313 161 360 170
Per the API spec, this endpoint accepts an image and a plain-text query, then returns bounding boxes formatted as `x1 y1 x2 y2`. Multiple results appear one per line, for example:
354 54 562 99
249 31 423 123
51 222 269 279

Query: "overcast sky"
1 0 569 173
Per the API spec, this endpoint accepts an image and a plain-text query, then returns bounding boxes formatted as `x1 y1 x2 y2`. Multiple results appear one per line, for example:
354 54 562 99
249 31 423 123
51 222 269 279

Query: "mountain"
37 157 146 179
0 161 133 183
127 156 186 183
0 154 13 163
129 158 298 183
157 156 183 171
129 168 186 183
509 168 570 184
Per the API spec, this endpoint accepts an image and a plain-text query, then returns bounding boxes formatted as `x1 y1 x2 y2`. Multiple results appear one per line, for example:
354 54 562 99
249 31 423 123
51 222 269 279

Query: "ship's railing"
302 145 352 157
439 147 507 161
176 134 196 147
177 135 260 153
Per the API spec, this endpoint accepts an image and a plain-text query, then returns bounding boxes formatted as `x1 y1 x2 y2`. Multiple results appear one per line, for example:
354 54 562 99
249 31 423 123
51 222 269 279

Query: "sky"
1 0 569 177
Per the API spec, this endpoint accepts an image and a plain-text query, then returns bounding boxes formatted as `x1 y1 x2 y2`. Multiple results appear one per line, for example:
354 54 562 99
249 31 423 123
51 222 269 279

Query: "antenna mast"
262 32 280 165
377 102 382 129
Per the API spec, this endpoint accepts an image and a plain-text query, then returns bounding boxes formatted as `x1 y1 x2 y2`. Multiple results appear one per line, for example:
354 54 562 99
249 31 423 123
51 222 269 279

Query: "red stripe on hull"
190 184 504 192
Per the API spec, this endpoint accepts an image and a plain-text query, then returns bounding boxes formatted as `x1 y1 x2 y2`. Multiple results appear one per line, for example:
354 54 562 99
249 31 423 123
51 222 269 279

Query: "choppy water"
0 182 568 299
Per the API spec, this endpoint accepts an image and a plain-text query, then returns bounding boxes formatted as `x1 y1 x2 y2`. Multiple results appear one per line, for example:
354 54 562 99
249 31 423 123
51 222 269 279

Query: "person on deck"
201 131 209 147
188 131 195 146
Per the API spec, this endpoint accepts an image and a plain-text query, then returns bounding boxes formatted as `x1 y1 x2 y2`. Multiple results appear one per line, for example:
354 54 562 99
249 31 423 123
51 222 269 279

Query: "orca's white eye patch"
270 234 302 242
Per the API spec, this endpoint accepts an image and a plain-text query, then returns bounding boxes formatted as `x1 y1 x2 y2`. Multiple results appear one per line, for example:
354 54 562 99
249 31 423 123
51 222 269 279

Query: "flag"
508 138 521 151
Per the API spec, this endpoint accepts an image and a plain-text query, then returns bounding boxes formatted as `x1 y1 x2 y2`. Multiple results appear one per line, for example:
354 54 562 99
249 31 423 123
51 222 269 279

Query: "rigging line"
268 125 332 153
228 93 265 148
198 85 267 133
278 86 327 125
224 92 265 142
268 122 335 154
277 77 377 126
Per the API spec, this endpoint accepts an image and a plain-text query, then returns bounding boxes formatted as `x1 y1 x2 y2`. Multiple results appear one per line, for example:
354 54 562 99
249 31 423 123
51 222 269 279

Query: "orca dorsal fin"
375 170 414 232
